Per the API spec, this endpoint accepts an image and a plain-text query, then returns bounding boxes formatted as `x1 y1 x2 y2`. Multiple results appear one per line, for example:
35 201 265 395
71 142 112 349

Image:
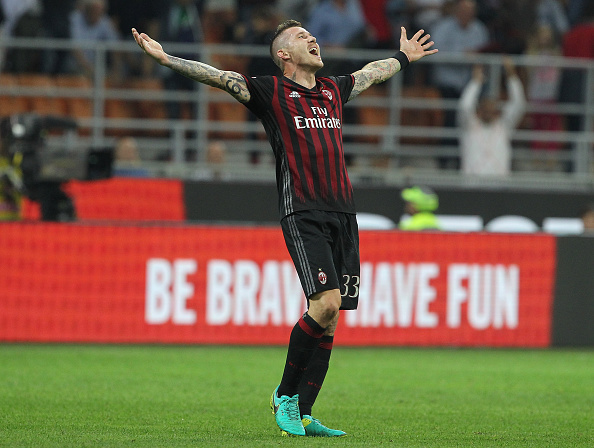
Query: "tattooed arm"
350 27 438 101
350 58 402 100
132 28 250 103
165 56 249 103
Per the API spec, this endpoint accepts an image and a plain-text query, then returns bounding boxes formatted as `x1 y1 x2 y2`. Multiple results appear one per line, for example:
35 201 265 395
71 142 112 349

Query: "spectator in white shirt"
458 57 526 177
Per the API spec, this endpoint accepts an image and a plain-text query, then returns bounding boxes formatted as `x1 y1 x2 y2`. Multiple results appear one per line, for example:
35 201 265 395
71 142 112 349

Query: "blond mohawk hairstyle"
269 20 302 69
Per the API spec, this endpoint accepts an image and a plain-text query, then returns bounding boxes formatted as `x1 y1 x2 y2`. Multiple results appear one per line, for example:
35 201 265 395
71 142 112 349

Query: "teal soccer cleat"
270 386 305 436
302 415 347 437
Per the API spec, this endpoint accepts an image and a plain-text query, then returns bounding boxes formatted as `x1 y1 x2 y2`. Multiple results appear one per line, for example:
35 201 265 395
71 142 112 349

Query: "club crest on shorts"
318 269 327 285
321 90 332 100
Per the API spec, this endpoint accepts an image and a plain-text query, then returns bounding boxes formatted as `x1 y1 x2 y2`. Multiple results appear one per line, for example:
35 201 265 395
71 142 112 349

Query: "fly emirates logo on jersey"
293 106 341 130
144 258 521 331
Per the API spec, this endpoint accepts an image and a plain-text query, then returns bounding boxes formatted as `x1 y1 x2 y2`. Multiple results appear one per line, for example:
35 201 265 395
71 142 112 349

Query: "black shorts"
281 209 360 310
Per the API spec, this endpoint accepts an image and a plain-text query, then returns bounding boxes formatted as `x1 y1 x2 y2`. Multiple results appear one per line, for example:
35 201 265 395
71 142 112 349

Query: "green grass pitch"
0 345 592 447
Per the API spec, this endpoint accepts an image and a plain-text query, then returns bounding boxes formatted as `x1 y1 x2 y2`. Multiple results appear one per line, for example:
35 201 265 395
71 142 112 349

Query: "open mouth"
309 47 319 56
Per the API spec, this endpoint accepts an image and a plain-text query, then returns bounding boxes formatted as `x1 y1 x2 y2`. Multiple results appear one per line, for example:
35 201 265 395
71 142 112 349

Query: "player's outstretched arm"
131 28 250 103
349 27 438 101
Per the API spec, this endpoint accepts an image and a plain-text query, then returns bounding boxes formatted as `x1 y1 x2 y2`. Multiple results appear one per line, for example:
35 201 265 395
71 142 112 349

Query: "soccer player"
132 21 437 437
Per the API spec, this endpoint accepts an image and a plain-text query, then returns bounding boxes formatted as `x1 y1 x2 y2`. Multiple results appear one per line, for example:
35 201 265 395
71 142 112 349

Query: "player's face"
284 27 323 70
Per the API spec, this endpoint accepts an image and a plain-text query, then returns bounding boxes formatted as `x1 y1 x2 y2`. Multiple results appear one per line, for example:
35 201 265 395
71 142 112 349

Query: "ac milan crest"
321 90 332 101
318 270 327 285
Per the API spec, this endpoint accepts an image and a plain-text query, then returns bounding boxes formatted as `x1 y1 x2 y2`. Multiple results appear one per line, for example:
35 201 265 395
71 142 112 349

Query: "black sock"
277 313 325 398
298 335 333 417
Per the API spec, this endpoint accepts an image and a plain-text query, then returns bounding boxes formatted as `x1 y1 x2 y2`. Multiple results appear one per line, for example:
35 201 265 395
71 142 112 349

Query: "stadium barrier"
22 178 591 231
1 37 593 184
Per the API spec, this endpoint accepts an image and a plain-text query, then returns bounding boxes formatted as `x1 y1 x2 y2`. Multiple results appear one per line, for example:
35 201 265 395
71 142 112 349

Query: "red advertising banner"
0 223 556 347
21 178 186 221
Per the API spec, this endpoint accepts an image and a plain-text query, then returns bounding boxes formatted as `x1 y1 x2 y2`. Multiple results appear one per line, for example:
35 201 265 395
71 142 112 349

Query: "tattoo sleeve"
349 58 401 101
166 55 250 103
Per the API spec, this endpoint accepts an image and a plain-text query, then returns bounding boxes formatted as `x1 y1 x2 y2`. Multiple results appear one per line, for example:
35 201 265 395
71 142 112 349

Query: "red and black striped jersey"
241 74 356 219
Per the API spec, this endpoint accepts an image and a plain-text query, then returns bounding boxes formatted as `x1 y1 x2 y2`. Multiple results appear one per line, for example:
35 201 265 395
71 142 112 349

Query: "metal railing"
1 37 593 191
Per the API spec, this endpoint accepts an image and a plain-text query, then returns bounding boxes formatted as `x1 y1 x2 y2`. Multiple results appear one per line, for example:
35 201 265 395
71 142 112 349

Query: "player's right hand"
131 28 168 66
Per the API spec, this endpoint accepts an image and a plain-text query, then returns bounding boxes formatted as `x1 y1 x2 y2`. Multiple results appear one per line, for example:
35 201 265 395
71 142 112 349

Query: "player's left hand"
399 27 438 63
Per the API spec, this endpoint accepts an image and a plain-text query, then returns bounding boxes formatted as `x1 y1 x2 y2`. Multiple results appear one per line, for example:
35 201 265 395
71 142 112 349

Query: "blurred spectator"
457 58 526 177
108 1 167 77
241 5 279 76
307 0 367 74
0 0 43 72
429 0 489 169
109 1 166 39
192 140 229 181
430 0 489 94
412 0 447 30
236 0 276 26
275 0 317 24
479 0 533 55
386 0 412 34
525 23 565 169
558 2 594 139
239 4 280 164
112 136 149 177
386 0 447 57
566 0 586 27
580 203 594 235
41 0 76 74
160 0 204 45
399 185 441 230
535 0 570 39
0 168 21 220
159 0 205 120
307 0 367 48
0 0 40 41
359 0 393 49
69 0 122 80
387 0 447 84
0 134 22 220
202 1 241 45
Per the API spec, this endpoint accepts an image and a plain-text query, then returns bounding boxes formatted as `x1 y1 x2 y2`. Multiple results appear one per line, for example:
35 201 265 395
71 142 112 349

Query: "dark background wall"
552 237 594 346
184 181 594 227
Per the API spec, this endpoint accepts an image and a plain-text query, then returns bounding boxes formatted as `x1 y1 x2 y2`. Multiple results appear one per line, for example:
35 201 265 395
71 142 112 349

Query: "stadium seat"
125 77 168 136
17 74 66 116
400 85 444 145
104 79 134 119
104 98 134 119
54 74 94 135
104 79 135 137
0 73 28 117
202 9 234 44
355 85 389 144
128 77 166 117
55 75 93 118
208 91 248 139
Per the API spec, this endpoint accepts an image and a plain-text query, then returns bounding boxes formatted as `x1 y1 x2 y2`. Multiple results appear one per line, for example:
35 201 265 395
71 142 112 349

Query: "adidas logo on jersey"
289 91 301 98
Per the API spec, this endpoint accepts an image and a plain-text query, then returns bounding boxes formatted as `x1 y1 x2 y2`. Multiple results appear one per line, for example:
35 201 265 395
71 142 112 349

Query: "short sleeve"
241 75 275 118
326 75 355 105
